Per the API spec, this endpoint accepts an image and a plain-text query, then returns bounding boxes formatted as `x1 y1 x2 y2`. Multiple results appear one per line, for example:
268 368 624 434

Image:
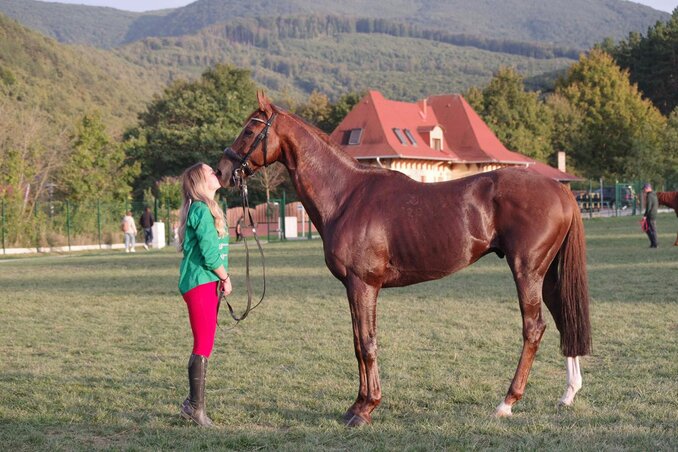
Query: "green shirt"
178 201 229 295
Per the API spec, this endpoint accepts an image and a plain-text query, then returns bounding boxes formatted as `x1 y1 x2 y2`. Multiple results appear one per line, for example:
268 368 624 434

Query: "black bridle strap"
216 111 276 324
225 112 277 176
220 180 266 323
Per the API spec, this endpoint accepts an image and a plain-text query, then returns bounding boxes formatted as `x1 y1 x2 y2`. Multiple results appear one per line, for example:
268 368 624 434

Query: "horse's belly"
381 247 475 288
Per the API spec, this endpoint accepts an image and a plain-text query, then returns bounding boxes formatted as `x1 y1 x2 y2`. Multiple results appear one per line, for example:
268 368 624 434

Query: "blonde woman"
177 162 232 427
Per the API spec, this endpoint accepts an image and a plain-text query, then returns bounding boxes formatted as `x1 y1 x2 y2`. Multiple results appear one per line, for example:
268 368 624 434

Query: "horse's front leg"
342 274 381 427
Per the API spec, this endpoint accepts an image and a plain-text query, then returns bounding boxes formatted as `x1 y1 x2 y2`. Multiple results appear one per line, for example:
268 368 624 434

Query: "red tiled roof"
329 90 579 181
525 161 583 182
427 94 531 164
330 91 460 161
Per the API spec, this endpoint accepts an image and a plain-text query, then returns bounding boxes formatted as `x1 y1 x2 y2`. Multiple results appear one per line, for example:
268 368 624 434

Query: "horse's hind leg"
343 274 382 426
542 262 582 407
559 356 582 406
495 271 547 417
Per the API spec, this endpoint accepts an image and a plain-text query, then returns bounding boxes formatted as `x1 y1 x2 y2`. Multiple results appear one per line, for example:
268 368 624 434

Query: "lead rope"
218 171 266 326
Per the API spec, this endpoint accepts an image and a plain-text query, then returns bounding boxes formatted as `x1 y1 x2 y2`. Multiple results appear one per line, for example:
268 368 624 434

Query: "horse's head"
217 91 282 188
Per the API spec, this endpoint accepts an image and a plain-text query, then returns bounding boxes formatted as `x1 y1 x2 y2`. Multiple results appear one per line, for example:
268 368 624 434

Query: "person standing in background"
140 206 154 250
643 183 658 248
121 210 137 253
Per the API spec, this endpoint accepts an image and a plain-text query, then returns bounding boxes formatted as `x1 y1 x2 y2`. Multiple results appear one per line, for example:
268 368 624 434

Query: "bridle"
217 111 277 324
223 111 278 187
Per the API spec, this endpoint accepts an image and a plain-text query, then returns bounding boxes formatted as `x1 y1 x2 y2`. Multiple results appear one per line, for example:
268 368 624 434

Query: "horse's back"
658 192 678 215
325 167 575 287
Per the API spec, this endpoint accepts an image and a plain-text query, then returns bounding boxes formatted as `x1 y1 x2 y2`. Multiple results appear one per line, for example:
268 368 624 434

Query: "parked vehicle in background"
600 185 635 209
574 185 636 213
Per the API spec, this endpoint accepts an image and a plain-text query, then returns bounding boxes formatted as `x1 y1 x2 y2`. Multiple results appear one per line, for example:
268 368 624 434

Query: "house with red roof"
329 90 579 183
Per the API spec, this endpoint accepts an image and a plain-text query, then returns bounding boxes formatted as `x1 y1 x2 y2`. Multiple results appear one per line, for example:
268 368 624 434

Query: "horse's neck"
278 116 362 230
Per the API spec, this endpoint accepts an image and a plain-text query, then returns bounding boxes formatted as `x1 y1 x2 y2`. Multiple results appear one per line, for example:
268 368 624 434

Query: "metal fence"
1 196 319 255
3 179 675 254
569 179 678 218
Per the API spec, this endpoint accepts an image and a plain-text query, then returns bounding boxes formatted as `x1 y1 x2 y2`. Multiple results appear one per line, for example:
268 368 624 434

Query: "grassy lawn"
1 214 676 450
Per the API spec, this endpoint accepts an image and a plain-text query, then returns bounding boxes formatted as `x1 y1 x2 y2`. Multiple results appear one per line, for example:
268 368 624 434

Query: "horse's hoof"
345 414 370 427
558 398 574 407
342 410 355 423
494 402 512 417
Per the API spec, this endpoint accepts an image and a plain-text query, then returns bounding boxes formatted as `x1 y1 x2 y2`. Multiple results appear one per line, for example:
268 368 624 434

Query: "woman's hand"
219 275 232 296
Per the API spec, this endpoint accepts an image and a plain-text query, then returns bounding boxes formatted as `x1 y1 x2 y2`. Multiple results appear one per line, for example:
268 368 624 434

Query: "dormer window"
404 128 417 146
393 128 408 145
347 128 363 145
432 138 442 151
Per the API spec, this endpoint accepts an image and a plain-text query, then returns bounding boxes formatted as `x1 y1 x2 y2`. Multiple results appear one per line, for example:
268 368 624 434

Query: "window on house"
403 129 417 146
403 128 417 146
432 138 442 151
393 128 408 145
347 128 363 145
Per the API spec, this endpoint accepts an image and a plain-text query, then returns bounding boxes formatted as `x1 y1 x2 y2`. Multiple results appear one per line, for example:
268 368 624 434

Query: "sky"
33 0 678 13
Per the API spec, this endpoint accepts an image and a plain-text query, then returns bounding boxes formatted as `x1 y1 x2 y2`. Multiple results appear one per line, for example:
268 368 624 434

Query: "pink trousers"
182 281 219 358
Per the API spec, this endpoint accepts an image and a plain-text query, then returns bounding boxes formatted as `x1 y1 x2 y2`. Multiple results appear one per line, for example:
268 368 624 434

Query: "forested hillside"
0 0 141 48
115 17 575 101
0 0 668 50
0 14 164 133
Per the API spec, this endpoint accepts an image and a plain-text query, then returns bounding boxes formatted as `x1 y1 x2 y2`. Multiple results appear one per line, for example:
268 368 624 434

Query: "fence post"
281 191 286 241
1 199 5 255
97 200 102 249
34 201 39 252
166 200 171 246
66 200 72 251
307 209 312 240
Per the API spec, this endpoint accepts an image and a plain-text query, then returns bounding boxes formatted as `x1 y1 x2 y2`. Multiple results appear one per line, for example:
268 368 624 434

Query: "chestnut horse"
218 93 591 426
658 191 678 246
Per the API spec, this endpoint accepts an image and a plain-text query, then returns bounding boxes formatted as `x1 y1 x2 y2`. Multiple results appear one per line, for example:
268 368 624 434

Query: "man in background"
643 183 658 248
140 206 154 250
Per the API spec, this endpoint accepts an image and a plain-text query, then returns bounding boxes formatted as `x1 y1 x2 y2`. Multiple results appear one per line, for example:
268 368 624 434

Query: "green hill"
0 0 669 50
137 0 669 50
0 14 165 133
115 16 575 101
0 0 671 121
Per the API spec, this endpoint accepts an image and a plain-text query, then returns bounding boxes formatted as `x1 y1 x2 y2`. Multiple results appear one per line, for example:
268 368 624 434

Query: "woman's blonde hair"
176 162 227 251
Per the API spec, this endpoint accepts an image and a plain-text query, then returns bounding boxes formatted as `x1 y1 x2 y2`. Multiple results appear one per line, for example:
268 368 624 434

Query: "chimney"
418 98 427 119
557 151 566 173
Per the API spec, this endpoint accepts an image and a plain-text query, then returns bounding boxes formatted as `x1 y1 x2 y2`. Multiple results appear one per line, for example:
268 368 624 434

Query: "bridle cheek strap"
224 112 278 178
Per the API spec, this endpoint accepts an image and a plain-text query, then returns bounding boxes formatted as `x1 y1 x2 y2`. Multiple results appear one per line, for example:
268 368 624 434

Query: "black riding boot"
181 354 214 427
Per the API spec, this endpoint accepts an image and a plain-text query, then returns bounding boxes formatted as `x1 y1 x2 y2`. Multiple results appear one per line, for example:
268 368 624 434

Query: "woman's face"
202 164 222 194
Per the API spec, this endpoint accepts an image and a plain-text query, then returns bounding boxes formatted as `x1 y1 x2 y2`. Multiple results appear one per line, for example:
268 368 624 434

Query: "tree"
248 163 288 205
609 10 678 115
556 49 666 180
294 90 332 130
544 93 583 169
125 64 258 195
61 113 139 204
658 107 678 188
470 67 553 162
294 90 363 134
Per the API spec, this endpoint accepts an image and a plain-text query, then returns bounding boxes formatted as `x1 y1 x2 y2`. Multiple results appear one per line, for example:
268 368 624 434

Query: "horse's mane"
271 105 333 145
658 191 678 211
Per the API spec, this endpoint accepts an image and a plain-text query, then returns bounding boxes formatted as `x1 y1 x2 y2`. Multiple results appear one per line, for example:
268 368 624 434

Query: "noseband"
223 112 278 185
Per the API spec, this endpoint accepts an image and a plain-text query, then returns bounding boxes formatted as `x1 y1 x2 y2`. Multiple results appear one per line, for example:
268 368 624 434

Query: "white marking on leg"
494 401 513 417
559 356 582 406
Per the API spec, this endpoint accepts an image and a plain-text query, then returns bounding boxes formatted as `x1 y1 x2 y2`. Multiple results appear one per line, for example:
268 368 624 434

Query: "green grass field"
1 214 677 451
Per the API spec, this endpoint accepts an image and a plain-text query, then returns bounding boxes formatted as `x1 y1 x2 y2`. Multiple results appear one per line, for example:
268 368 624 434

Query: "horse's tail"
556 202 592 357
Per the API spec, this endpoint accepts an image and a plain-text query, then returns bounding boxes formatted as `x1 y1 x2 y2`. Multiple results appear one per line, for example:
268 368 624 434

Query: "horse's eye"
244 130 254 137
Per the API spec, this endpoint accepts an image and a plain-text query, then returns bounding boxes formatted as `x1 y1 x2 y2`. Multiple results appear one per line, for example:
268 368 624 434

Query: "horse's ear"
257 90 272 115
